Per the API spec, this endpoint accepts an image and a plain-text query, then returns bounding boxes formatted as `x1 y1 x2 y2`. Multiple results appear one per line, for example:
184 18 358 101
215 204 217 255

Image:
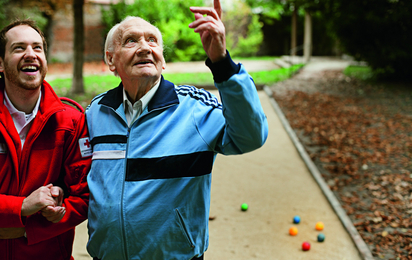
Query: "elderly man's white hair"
104 16 164 77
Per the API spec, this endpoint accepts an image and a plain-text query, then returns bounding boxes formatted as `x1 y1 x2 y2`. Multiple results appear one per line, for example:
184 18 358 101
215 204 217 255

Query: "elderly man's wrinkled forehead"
113 18 161 46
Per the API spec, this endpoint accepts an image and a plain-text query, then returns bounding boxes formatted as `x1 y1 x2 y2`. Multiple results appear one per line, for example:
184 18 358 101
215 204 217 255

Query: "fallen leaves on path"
272 70 412 259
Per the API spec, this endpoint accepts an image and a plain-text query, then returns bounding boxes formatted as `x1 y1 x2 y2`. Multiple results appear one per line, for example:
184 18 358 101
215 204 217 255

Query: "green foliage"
163 72 213 85
249 64 304 84
101 0 207 62
232 55 278 61
225 2 264 57
319 0 412 80
0 0 12 28
0 1 8 24
101 0 266 61
343 66 375 81
246 0 412 79
244 0 285 21
50 75 121 97
243 0 338 56
0 1 47 31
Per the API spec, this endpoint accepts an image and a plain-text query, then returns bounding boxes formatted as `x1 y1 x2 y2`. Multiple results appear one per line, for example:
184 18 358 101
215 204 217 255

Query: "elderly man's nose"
136 41 151 54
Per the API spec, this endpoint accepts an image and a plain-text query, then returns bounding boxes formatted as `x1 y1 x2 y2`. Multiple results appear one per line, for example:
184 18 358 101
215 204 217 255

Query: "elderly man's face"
108 18 165 84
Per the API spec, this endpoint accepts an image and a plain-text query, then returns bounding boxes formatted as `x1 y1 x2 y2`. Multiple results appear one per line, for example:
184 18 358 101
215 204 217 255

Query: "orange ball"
315 221 324 231
289 226 298 236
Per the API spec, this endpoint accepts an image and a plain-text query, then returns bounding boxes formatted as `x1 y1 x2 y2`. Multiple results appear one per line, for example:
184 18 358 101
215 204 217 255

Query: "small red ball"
302 241 311 251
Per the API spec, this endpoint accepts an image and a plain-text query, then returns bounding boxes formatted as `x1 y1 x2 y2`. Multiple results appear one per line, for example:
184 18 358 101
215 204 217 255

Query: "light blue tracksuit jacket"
85 55 269 260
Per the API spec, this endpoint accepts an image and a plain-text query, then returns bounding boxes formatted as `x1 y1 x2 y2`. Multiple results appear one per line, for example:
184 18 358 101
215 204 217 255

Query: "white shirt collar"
3 89 41 147
122 80 161 126
3 89 41 122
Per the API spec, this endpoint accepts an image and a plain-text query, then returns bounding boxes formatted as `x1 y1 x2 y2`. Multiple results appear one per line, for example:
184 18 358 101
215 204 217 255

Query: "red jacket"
0 80 91 260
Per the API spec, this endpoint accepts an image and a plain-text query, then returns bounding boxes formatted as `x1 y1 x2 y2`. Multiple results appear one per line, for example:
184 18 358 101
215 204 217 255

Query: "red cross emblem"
84 138 91 148
79 137 92 157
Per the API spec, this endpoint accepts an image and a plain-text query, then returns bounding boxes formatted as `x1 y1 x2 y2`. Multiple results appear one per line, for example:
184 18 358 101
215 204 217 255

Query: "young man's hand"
41 186 66 223
21 184 66 223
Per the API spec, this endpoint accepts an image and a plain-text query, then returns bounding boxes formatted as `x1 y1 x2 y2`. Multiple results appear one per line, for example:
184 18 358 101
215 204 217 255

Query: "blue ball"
293 215 300 224
317 233 325 242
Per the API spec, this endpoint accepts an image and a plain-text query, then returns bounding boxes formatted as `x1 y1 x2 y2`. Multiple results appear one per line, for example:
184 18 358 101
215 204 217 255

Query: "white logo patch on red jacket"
79 137 92 157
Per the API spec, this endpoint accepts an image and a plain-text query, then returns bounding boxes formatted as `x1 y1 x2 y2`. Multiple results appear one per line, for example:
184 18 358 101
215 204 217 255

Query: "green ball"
317 233 325 242
241 203 248 211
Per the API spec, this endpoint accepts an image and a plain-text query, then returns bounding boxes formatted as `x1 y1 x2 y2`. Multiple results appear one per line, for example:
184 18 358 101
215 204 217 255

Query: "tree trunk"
72 0 84 94
42 13 54 61
303 10 312 63
291 5 297 56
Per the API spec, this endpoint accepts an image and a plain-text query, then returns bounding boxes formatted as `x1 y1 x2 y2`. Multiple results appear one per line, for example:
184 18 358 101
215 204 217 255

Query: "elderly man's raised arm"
189 0 268 154
201 52 268 155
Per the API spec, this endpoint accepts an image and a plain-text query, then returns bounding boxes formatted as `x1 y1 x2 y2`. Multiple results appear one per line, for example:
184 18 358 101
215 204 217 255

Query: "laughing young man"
0 19 91 260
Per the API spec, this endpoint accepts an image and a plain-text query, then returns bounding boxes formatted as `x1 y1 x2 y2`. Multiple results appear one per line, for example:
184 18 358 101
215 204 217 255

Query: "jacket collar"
99 75 179 112
0 79 64 119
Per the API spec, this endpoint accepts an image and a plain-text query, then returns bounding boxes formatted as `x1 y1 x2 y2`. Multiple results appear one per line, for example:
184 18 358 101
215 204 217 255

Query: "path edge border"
263 86 374 260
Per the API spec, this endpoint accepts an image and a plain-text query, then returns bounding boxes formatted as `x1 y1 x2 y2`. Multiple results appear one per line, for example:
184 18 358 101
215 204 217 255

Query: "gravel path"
271 60 412 259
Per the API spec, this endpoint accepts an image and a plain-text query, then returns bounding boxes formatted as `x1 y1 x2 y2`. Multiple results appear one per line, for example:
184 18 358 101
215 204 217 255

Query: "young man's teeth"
22 66 37 71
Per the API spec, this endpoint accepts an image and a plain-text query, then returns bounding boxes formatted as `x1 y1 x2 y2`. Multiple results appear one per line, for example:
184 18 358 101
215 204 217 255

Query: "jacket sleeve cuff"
0 195 26 227
205 51 240 83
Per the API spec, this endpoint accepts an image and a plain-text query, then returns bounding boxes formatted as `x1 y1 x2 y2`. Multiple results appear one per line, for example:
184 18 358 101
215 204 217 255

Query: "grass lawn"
50 63 304 108
343 65 374 80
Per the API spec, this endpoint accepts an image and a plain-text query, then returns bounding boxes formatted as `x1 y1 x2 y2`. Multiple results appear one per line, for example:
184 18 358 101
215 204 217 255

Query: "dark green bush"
225 1 263 57
321 0 412 80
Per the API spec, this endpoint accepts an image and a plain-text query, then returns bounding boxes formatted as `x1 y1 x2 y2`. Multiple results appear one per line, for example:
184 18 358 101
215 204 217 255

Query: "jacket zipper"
104 102 176 259
19 107 64 194
120 127 131 260
101 105 131 260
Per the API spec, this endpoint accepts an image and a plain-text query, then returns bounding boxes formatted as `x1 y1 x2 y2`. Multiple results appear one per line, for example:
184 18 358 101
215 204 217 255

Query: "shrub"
321 0 412 80
225 1 263 57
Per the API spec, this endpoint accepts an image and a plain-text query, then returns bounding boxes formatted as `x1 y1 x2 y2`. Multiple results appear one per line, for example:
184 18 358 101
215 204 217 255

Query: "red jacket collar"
0 79 65 119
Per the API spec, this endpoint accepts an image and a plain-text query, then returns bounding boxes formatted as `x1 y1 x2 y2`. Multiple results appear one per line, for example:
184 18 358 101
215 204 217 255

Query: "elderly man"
0 19 91 259
85 1 268 259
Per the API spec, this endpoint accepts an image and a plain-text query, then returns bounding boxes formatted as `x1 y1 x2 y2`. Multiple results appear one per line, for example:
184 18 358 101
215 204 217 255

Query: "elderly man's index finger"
190 6 217 18
214 0 222 19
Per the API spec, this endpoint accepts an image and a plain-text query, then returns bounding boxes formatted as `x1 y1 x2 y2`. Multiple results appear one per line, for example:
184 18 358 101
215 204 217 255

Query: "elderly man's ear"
106 51 116 73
